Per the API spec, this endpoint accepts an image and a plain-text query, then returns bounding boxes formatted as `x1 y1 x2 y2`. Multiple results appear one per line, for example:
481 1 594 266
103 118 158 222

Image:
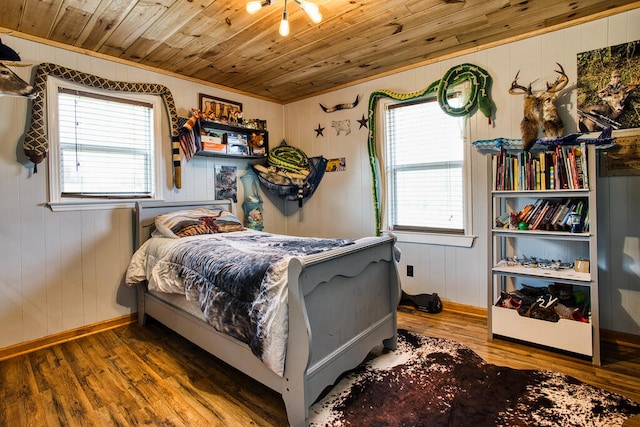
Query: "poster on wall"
326 158 346 172
215 165 238 202
578 40 640 176
577 40 640 134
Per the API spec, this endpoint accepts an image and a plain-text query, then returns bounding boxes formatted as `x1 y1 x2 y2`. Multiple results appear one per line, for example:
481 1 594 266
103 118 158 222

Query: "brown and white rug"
309 329 639 426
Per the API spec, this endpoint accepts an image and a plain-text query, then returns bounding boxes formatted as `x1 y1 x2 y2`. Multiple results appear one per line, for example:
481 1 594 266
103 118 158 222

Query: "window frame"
381 96 475 248
46 76 164 211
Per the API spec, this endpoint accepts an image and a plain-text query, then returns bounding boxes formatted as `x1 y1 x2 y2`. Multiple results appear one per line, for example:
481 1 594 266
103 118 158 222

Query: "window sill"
47 200 156 212
391 230 476 248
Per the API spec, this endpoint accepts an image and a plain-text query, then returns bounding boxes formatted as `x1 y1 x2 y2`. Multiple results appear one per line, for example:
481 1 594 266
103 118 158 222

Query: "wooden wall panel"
284 9 640 336
0 34 284 351
1 8 639 352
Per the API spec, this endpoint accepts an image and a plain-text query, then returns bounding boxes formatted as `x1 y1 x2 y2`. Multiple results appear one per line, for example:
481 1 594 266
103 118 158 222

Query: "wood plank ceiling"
1 0 639 103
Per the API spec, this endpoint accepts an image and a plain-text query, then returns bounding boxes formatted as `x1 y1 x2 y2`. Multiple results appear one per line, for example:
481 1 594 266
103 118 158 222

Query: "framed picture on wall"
577 39 640 134
215 165 238 202
199 93 243 125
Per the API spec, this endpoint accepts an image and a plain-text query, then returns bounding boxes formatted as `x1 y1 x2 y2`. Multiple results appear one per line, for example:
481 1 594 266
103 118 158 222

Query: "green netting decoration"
253 141 327 207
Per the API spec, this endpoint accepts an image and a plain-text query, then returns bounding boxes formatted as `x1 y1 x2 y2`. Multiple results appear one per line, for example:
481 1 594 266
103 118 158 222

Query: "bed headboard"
134 200 234 249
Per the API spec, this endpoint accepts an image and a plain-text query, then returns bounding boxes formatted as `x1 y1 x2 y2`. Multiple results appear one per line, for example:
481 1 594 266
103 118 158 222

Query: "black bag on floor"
400 291 443 314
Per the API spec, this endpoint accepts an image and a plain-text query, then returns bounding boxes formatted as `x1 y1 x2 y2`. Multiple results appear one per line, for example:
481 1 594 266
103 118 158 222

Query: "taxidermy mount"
509 63 568 151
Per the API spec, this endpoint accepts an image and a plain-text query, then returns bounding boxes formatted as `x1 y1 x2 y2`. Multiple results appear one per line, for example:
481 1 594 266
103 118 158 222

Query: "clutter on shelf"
495 283 590 324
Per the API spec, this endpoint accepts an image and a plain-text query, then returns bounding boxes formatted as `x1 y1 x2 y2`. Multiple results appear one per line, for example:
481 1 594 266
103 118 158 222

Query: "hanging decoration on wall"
314 123 325 137
215 165 238 202
320 94 360 113
358 114 369 129
326 158 346 172
0 39 21 61
22 63 183 188
577 39 640 133
367 63 495 235
240 168 264 230
253 140 327 207
331 119 351 135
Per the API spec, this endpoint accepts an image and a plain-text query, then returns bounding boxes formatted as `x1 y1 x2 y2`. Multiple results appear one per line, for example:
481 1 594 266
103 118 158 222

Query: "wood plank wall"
0 35 285 350
1 8 639 354
283 9 640 336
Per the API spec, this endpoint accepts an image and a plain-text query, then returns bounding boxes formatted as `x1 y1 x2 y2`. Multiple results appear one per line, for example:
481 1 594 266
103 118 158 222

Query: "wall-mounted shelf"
194 119 269 160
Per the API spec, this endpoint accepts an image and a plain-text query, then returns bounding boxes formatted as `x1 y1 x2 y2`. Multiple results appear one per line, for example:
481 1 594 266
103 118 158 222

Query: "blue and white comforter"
125 230 354 375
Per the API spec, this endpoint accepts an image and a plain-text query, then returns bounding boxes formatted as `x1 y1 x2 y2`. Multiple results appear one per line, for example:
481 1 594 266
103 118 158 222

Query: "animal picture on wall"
331 119 351 135
577 40 640 133
215 165 238 202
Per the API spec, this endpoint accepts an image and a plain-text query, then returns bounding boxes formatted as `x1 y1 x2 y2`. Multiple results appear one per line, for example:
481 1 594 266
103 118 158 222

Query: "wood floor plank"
0 310 637 426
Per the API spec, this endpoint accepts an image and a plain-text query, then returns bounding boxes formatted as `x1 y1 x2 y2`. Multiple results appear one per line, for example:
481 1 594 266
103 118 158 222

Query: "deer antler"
509 70 532 95
545 63 568 93
623 78 640 93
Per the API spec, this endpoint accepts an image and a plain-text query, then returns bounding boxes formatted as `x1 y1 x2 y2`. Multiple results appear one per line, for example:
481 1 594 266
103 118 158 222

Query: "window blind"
385 97 465 232
57 88 155 198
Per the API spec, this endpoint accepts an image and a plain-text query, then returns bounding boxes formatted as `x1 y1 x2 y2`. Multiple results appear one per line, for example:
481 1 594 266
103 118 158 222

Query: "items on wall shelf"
183 113 269 159
252 141 327 207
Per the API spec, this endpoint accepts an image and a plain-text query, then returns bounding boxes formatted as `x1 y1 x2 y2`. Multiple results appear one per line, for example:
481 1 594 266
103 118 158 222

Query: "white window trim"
46 76 164 211
379 97 476 248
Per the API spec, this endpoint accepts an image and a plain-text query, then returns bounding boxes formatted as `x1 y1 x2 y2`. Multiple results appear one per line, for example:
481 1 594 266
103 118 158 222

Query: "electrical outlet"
407 265 414 277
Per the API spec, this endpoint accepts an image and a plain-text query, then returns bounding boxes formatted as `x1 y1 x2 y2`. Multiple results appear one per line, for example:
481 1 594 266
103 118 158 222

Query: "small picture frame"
199 93 243 125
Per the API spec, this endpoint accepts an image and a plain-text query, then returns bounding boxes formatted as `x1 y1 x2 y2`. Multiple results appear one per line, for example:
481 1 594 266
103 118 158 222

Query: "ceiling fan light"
279 9 290 36
297 0 322 23
246 1 262 14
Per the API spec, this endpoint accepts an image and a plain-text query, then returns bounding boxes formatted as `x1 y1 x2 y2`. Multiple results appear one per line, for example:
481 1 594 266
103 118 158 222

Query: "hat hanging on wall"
0 39 21 61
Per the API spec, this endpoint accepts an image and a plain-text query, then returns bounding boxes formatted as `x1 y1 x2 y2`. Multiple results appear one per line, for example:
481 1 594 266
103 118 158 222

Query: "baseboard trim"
3 309 638 361
443 300 488 319
601 328 640 349
0 313 137 361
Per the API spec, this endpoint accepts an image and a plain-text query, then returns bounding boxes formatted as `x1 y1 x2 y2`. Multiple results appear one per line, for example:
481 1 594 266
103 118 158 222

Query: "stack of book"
493 143 589 191
511 198 589 231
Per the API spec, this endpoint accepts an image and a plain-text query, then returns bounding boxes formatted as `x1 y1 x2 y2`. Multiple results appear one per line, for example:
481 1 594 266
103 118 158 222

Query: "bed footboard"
283 234 400 427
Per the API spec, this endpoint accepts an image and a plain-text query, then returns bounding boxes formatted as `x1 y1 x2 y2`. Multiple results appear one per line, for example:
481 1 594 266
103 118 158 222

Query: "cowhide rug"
309 329 639 426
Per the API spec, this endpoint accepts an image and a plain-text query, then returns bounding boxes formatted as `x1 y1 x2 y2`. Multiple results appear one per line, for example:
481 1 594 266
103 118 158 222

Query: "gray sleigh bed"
128 200 400 426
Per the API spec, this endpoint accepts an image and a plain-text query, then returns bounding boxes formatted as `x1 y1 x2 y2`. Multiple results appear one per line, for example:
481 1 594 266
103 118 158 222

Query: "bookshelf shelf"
493 189 589 198
492 265 591 283
488 143 600 365
491 228 591 240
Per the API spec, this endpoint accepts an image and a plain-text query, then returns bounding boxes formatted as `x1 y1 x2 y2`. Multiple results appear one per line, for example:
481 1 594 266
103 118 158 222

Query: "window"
47 78 163 209
385 96 467 234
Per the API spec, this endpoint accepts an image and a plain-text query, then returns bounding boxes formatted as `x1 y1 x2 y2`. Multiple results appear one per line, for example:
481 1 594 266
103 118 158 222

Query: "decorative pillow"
155 207 244 238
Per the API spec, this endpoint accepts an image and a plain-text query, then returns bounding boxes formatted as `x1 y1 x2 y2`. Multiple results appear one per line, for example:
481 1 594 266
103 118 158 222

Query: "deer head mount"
0 62 38 99
509 63 569 151
0 39 38 99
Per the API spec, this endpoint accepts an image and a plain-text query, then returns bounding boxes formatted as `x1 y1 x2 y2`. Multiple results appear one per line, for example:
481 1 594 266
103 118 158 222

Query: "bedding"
126 229 355 375
154 207 245 237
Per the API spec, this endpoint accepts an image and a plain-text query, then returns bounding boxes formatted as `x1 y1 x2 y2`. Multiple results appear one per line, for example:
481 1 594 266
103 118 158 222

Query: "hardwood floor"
1 309 639 426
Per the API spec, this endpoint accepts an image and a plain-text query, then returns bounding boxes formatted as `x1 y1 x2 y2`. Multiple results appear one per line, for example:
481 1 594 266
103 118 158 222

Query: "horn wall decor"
23 63 182 188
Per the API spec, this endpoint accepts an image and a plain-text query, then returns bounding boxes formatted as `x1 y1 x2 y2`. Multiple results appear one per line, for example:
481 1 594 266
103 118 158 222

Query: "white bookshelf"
488 144 600 365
